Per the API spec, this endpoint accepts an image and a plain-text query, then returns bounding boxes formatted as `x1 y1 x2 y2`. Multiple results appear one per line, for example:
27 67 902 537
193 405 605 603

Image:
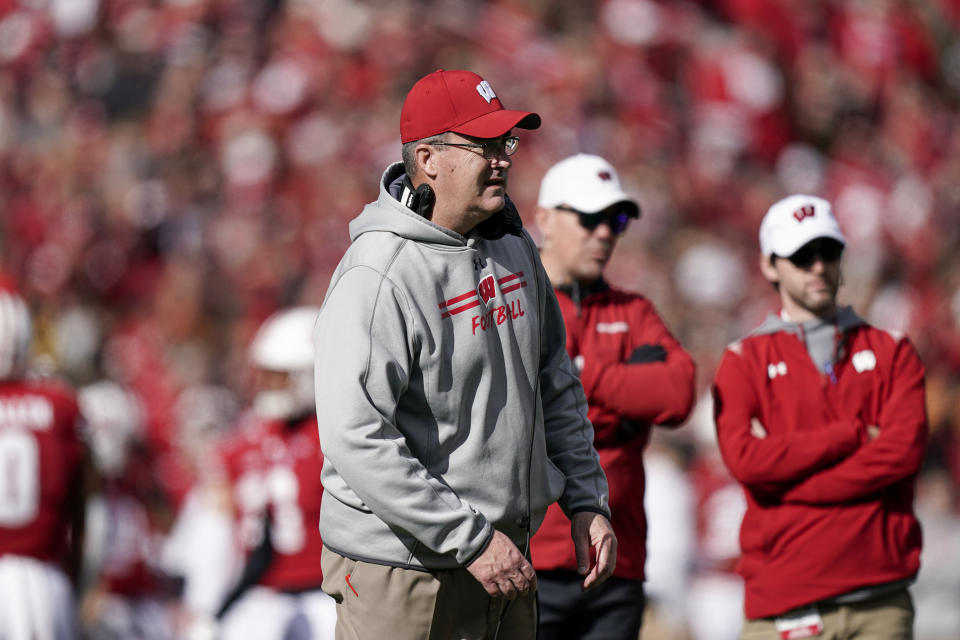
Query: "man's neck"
539 253 570 289
779 302 837 324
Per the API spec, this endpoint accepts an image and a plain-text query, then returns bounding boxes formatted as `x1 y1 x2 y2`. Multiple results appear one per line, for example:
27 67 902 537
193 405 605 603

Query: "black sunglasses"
782 239 844 268
556 206 632 236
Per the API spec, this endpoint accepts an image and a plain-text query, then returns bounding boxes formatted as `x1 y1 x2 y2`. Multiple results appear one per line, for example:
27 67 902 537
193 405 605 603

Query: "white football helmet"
248 306 320 421
0 282 32 380
78 380 145 477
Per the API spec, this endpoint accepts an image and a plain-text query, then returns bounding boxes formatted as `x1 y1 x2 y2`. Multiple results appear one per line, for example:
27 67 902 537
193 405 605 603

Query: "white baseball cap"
537 154 640 217
759 194 846 257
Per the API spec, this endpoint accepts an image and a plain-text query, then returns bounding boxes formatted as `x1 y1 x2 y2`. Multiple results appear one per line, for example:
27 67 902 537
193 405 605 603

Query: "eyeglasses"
782 239 844 268
556 205 632 236
431 136 520 159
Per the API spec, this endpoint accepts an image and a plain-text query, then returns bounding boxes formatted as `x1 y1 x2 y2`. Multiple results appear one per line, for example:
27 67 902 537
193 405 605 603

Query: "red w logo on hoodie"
477 274 497 306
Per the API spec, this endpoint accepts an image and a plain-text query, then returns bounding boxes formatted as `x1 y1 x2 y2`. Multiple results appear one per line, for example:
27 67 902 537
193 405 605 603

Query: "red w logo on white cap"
792 205 815 222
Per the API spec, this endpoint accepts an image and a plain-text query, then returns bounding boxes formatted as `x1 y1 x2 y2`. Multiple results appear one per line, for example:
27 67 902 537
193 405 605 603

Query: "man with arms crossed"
530 154 696 640
314 70 616 640
713 195 927 639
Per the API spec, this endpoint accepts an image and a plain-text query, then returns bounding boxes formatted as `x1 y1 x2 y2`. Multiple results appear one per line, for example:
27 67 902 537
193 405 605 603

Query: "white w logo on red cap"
476 81 497 103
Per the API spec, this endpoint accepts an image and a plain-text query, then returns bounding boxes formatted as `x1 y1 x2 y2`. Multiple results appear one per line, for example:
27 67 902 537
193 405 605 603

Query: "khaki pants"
740 589 914 640
321 546 537 640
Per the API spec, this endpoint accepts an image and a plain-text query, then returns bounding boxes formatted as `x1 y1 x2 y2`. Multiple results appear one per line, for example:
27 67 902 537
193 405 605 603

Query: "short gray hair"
402 134 448 179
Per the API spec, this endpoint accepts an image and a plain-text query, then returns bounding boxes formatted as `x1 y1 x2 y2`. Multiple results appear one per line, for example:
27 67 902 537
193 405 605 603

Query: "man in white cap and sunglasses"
712 194 928 639
314 71 615 639
531 154 697 639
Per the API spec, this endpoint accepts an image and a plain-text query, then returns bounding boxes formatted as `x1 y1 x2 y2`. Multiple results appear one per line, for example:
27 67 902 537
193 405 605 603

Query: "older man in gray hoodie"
314 69 616 640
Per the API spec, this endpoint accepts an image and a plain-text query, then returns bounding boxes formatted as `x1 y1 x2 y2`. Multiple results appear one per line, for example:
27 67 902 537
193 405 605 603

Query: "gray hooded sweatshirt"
314 163 609 571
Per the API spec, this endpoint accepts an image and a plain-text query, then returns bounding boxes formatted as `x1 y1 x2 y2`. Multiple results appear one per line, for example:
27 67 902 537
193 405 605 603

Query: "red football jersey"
0 380 85 565
221 413 325 590
97 491 163 597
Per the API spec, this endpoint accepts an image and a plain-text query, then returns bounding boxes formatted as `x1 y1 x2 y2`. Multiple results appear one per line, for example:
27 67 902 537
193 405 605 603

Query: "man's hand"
466 530 537 599
627 343 667 364
571 512 617 591
750 417 768 439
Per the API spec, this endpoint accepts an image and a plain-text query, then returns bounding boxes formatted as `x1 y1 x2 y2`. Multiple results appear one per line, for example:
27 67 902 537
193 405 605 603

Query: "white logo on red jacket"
852 350 876 373
596 322 629 334
767 362 787 379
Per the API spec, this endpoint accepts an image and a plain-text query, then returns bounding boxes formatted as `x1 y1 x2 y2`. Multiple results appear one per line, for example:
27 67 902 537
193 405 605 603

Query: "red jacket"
712 310 927 619
531 282 696 580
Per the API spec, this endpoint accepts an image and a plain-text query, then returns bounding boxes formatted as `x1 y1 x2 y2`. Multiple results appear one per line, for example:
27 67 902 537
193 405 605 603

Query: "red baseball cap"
400 69 541 144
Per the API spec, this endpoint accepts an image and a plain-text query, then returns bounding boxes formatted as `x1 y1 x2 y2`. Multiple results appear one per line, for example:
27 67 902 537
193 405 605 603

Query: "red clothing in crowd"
0 380 85 566
713 316 927 619
220 413 325 591
531 283 696 580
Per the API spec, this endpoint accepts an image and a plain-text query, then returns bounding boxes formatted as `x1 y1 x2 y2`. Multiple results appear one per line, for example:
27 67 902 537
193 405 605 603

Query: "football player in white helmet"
77 380 183 640
214 306 335 640
247 306 319 423
0 274 89 640
0 279 31 380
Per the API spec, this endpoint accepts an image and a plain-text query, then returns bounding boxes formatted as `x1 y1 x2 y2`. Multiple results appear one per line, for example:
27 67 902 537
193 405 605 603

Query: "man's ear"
415 144 440 180
534 206 553 236
758 253 779 284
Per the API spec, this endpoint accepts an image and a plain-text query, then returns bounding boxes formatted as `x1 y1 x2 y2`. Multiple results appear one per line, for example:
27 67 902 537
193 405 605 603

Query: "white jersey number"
0 431 40 526
235 465 305 555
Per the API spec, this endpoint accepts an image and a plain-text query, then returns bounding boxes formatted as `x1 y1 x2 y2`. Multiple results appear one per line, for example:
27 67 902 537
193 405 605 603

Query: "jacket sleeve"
536 264 610 519
780 337 929 505
713 347 864 492
314 265 492 566
578 302 696 427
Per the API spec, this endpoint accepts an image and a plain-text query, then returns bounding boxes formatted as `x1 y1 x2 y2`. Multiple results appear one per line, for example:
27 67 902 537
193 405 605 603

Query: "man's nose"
592 220 615 238
490 151 511 168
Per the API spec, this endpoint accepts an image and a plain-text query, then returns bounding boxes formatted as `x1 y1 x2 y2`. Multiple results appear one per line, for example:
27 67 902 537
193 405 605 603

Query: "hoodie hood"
752 305 867 373
348 163 468 247
752 305 866 338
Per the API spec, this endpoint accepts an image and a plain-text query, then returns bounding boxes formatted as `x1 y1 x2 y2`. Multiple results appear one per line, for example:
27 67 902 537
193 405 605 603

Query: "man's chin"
482 193 506 212
807 294 837 314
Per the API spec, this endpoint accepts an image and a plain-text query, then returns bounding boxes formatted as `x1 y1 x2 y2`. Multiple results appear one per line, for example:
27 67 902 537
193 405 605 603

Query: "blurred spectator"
912 456 960 640
159 384 239 636
78 379 179 640
684 390 745 640
643 433 696 640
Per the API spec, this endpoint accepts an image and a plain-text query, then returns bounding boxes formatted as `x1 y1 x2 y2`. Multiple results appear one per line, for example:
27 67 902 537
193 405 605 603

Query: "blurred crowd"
1 0 959 638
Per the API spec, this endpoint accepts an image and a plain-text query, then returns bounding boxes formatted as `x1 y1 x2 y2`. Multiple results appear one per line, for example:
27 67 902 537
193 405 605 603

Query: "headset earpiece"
401 176 435 220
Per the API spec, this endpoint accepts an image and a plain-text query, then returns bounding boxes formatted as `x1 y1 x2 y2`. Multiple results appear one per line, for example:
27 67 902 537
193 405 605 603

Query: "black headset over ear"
401 176 435 221
400 176 523 239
